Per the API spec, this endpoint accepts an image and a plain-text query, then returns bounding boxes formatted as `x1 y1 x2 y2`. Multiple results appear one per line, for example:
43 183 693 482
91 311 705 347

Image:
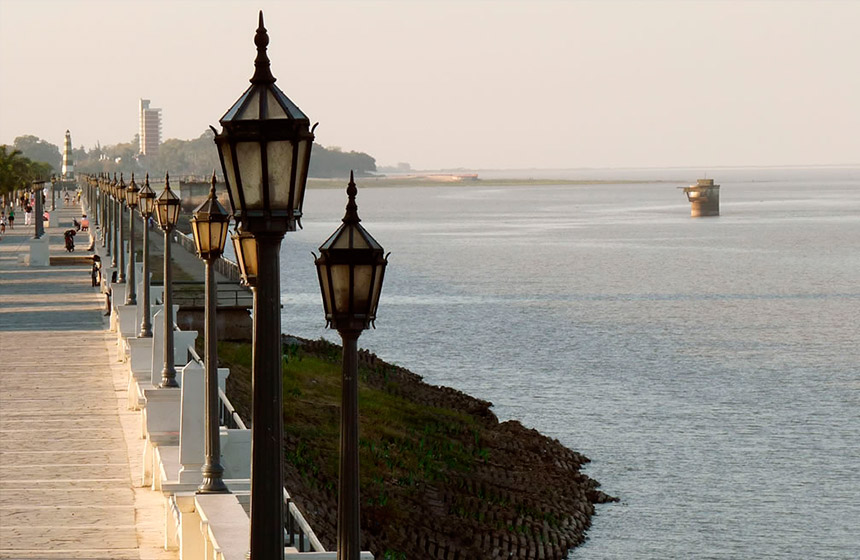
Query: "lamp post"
93 175 99 229
155 173 181 388
125 174 140 305
32 179 45 239
50 176 56 211
190 173 231 494
110 174 118 268
212 11 315 559
117 174 127 283
100 175 108 249
138 174 156 338
314 173 387 560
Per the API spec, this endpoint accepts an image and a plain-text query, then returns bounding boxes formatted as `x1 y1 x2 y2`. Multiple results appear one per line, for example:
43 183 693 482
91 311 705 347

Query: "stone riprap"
0 201 176 559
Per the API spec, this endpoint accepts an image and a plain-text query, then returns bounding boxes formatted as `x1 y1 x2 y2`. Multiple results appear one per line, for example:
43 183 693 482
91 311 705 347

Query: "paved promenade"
0 202 176 559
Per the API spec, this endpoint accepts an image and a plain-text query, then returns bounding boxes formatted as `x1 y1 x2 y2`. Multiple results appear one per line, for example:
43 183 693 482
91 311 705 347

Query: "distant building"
681 178 720 217
61 130 74 178
139 99 162 155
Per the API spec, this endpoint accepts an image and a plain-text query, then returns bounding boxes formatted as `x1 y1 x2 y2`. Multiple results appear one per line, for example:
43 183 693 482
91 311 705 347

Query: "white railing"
186 342 325 552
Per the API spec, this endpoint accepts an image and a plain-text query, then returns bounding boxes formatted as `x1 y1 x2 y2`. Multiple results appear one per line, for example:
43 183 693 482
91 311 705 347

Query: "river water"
271 167 860 559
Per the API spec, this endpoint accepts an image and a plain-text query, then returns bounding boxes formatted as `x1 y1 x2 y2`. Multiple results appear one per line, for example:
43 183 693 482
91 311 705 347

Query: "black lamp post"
32 179 45 239
110 173 118 268
100 175 108 249
211 11 315 559
117 174 127 283
125 174 140 305
191 173 231 494
138 174 156 338
50 176 56 211
314 173 387 560
155 173 181 388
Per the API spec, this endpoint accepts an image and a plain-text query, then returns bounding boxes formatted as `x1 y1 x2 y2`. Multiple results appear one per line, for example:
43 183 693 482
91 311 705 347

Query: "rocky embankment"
222 335 616 560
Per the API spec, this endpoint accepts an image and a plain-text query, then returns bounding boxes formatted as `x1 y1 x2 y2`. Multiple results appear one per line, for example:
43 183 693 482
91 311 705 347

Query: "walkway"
0 201 176 559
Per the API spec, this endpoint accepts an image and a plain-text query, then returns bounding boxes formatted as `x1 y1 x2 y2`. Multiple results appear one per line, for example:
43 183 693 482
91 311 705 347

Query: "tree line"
0 145 54 199
3 131 377 182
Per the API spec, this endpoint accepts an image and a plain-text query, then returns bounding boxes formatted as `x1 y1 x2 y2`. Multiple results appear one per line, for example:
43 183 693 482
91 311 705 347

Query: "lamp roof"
138 173 155 199
192 173 229 222
218 11 310 128
319 172 384 255
156 173 180 205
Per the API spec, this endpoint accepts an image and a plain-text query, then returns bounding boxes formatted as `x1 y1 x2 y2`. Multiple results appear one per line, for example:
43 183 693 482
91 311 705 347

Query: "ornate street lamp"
32 179 46 239
155 173 181 388
211 11 315 559
314 173 387 560
137 174 156 338
190 172 231 494
50 176 56 211
110 173 118 268
100 175 108 249
117 174 127 283
125 174 140 305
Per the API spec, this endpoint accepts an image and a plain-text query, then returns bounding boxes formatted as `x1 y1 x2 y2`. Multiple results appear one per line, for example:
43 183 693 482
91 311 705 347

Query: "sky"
1 0 858 170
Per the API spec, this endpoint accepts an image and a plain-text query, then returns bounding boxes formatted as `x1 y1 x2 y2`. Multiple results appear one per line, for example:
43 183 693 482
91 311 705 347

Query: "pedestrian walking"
8 208 14 228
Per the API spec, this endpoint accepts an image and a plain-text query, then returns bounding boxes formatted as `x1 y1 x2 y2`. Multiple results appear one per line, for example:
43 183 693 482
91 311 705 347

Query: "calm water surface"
274 168 860 559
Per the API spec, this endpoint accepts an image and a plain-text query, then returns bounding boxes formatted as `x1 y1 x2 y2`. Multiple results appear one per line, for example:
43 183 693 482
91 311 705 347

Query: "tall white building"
139 99 162 155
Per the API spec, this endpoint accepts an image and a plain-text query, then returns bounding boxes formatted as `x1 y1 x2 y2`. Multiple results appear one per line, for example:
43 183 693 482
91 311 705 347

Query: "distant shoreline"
308 176 675 189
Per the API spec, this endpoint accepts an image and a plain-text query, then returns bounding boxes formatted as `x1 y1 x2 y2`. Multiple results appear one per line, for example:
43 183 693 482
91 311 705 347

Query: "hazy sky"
1 0 858 170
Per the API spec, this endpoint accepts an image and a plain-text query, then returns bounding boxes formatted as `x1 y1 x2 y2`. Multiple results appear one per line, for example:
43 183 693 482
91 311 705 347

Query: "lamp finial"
343 171 360 224
251 10 276 84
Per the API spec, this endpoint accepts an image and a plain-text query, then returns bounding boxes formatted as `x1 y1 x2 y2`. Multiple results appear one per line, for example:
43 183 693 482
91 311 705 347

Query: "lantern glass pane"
240 235 258 278
369 262 385 317
168 202 180 227
215 221 229 254
191 219 206 255
208 221 220 256
331 229 351 249
353 264 374 315
318 264 333 315
266 90 288 119
242 89 261 120
236 142 263 208
267 140 295 209
294 139 310 213
232 235 247 276
221 143 240 213
330 264 351 313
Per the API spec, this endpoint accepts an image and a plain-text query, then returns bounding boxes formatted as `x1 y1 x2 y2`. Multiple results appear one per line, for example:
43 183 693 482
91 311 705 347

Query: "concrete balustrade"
85 200 339 560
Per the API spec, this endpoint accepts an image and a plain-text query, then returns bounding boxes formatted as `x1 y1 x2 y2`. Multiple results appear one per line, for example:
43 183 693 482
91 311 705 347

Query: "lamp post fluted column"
250 232 285 557
337 328 362 560
110 174 118 267
191 176 231 494
155 173 181 388
117 174 126 283
138 174 155 337
125 175 139 305
33 181 44 239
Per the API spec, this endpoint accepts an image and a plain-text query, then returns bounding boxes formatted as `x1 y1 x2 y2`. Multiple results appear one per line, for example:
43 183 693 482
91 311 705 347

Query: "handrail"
284 488 326 552
181 301 321 550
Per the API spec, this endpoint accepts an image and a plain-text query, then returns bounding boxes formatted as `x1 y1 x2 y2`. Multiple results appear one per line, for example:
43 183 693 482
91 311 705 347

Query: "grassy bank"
217 336 616 559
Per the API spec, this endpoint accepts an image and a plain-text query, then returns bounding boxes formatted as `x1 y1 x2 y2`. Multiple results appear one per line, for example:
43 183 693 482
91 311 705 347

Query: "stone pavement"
0 200 176 559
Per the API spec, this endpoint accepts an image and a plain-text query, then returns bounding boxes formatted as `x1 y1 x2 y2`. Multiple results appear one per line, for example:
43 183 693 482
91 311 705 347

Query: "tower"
61 130 74 178
681 178 720 217
139 99 162 156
